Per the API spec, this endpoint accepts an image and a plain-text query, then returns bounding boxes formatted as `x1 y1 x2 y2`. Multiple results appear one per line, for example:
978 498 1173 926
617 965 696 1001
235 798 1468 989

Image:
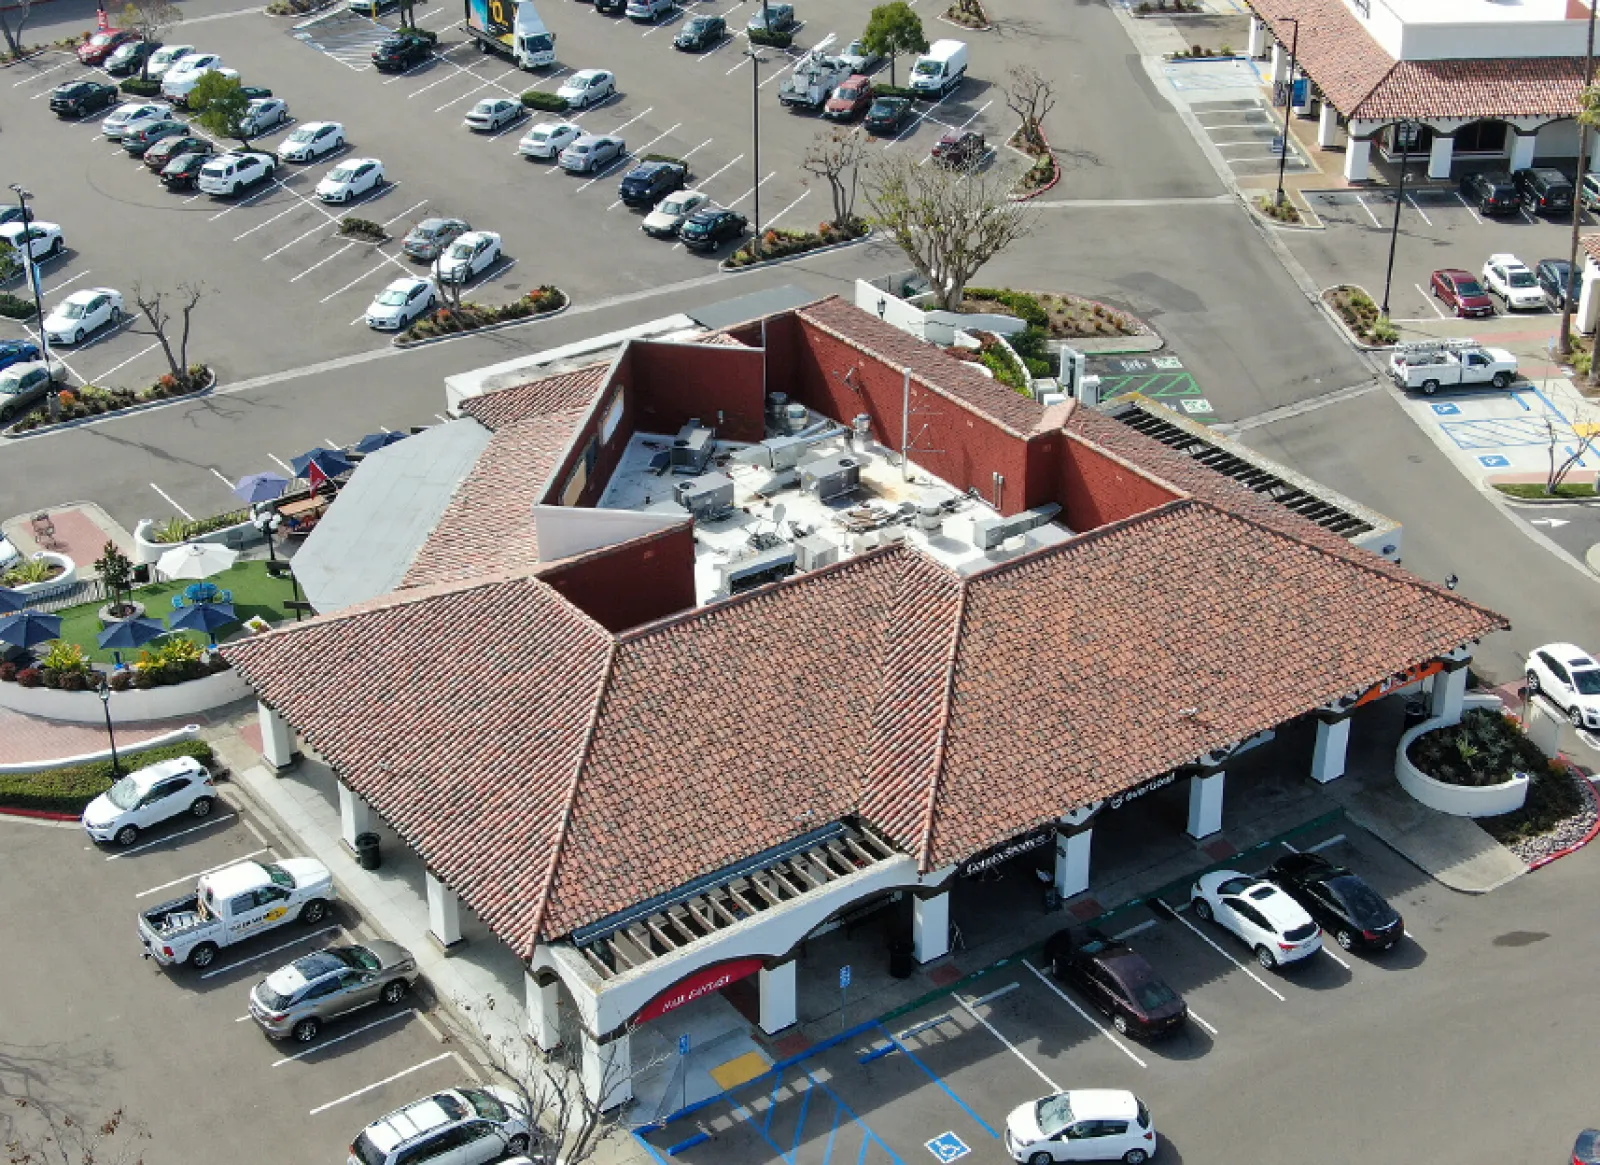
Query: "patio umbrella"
97 616 167 666
0 587 28 615
157 542 239 582
0 610 63 649
290 447 354 481
354 431 408 455
168 601 238 646
234 472 290 504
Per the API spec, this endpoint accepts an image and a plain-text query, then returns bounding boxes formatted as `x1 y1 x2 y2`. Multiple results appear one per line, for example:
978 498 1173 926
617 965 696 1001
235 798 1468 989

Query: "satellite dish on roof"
771 503 787 535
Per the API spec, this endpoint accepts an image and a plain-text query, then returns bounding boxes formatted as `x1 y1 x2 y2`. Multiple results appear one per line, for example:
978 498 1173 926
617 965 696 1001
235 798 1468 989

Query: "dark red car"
931 129 986 169
1431 268 1495 319
78 28 136 65
823 74 873 122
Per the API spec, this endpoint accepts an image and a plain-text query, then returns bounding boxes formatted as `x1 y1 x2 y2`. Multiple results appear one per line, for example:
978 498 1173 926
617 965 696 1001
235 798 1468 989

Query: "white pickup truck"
139 858 336 970
779 52 851 110
1388 341 1517 395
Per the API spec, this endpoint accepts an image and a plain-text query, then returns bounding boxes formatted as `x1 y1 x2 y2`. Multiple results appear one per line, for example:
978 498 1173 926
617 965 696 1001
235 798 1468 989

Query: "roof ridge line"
912 581 969 869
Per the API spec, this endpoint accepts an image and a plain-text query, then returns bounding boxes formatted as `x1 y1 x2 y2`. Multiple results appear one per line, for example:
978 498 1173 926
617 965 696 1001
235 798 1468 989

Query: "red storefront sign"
1353 660 1445 708
633 957 765 1025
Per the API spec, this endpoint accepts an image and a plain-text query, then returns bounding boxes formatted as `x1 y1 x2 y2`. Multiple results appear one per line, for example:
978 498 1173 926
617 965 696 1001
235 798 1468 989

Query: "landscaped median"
6 366 215 436
723 220 871 270
1323 285 1398 347
0 739 214 817
395 286 568 346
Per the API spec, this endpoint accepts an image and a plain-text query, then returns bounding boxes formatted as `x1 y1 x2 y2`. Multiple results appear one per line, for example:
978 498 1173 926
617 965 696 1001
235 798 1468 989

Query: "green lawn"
1494 481 1597 500
56 561 295 662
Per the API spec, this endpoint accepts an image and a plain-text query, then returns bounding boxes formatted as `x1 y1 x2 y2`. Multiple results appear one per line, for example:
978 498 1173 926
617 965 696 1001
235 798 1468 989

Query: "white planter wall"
7 552 78 598
0 724 202 774
133 518 262 566
0 667 253 724
1395 695 1530 818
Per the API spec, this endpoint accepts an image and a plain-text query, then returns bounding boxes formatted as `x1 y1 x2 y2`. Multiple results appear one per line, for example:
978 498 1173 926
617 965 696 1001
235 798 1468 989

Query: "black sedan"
679 207 747 252
674 14 726 49
863 95 912 136
160 151 217 190
105 40 160 76
1266 852 1403 952
49 80 119 118
1043 927 1187 1038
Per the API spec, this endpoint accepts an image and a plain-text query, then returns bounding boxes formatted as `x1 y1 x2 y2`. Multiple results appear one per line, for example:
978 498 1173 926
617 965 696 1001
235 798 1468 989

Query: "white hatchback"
642 189 710 237
518 121 580 159
145 44 195 78
1527 642 1600 729
316 157 385 203
464 98 521 132
280 120 345 162
435 231 501 284
43 287 124 346
1191 870 1322 969
81 755 217 847
1005 1090 1157 1165
367 277 437 331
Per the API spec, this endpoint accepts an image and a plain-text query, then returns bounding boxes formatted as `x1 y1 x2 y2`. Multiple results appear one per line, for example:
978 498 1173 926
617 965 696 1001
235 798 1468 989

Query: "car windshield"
913 59 939 75
328 167 355 181
1508 271 1536 288
448 242 472 259
1574 668 1600 695
662 197 691 214
106 775 143 810
90 32 115 45
1133 976 1178 1010
336 945 381 971
837 86 860 100
461 1088 509 1121
350 1133 386 1165
288 127 315 142
1456 279 1485 296
61 303 87 319
260 862 295 888
377 288 411 306
256 981 295 1009
1036 1095 1074 1138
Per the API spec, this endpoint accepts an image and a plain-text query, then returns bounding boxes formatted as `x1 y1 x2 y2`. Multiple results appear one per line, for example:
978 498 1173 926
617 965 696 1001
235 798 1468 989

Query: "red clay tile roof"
1583 234 1600 265
460 364 610 432
1248 0 1585 120
797 296 1047 438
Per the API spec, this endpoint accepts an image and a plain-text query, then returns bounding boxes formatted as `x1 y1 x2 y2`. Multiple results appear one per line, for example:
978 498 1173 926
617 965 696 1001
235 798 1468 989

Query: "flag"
306 460 330 492
96 6 109 30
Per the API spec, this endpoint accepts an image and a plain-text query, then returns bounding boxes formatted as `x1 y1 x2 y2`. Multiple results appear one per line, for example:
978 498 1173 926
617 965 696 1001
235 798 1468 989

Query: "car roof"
1536 642 1595 667
386 276 429 290
1487 253 1524 266
365 1091 465 1152
1062 1090 1138 1121
1241 883 1309 928
1437 268 1473 280
59 287 116 305
123 756 201 788
200 860 270 900
571 68 605 80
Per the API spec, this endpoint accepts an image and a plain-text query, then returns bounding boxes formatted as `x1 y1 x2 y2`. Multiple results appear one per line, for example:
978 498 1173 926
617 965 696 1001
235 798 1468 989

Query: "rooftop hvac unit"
765 392 790 432
671 420 715 475
799 454 861 501
720 545 796 593
731 422 842 471
784 403 810 434
795 534 839 571
674 473 734 518
970 502 1063 551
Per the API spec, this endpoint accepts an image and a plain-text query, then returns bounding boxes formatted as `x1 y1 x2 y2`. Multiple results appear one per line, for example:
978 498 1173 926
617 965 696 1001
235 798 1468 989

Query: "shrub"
147 508 252 544
108 669 131 692
746 26 793 47
873 84 918 99
641 154 688 169
0 663 15 682
1482 762 1586 845
119 78 162 96
0 293 36 320
3 558 60 586
966 288 1049 330
397 24 438 41
339 216 389 242
1407 708 1548 788
15 669 41 688
521 89 569 112
132 668 156 690
0 739 214 814
1371 317 1399 344
60 671 88 692
41 641 91 678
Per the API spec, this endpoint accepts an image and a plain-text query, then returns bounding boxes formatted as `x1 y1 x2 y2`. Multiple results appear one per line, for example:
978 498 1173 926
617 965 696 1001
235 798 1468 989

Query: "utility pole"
1273 16 1300 207
1381 122 1415 320
745 47 766 256
1558 0 1597 357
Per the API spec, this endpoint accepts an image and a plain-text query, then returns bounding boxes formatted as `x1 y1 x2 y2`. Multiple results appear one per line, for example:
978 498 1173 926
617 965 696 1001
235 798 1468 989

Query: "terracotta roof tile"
460 364 610 432
1582 234 1600 266
1247 0 1396 117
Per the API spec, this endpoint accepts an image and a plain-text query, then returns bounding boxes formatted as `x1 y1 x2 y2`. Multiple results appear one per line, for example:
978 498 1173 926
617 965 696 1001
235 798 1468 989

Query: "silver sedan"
249 940 418 1042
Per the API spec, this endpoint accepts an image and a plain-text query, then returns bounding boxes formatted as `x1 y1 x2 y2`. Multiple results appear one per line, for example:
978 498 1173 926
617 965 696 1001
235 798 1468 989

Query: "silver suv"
349 1087 532 1165
249 941 418 1042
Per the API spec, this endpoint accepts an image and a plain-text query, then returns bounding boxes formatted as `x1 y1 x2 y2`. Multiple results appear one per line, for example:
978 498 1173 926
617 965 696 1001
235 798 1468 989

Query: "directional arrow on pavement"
1530 518 1570 528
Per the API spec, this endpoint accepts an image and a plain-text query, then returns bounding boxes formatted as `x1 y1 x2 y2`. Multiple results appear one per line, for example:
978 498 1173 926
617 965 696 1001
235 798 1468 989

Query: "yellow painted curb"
709 1050 772 1091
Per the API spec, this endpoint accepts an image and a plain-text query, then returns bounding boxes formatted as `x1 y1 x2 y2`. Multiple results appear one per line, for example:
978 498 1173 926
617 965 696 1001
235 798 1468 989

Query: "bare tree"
129 282 205 386
5 1102 148 1165
800 127 867 231
862 151 1035 312
0 0 35 58
120 0 180 77
1543 413 1600 496
1004 64 1056 153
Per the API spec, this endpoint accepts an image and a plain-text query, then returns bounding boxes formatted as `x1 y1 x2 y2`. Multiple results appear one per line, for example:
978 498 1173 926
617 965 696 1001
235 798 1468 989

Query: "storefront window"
1455 120 1509 154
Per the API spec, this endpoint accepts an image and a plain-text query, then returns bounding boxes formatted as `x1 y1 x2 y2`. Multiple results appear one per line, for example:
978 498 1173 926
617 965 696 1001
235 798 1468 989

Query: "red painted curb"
1530 756 1600 870
0 805 80 822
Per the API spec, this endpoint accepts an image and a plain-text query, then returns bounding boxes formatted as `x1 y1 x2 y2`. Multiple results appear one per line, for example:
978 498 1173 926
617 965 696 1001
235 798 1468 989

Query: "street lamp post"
1380 120 1416 319
253 509 282 566
1274 17 1300 206
745 46 766 257
97 679 122 778
8 185 51 369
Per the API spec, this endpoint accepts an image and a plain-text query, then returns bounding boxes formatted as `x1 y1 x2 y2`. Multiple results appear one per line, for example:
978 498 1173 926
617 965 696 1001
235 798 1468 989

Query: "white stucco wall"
1399 19 1584 59
0 668 253 724
1536 118 1580 158
1394 694 1530 818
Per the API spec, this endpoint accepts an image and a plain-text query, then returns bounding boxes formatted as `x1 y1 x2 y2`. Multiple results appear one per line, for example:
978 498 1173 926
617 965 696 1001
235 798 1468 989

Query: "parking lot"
0 790 475 1163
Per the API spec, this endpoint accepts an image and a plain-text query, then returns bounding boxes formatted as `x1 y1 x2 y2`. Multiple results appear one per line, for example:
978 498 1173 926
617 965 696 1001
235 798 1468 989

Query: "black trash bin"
888 938 915 980
1403 697 1430 730
354 832 381 871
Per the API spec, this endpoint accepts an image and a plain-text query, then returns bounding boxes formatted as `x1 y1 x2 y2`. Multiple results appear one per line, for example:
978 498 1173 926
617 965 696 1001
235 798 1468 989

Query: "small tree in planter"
130 281 206 390
801 127 867 232
95 540 138 619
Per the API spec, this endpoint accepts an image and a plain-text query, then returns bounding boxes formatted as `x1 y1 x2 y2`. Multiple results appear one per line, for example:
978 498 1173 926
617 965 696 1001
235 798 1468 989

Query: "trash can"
888 938 915 980
1403 697 1430 730
354 832 381 871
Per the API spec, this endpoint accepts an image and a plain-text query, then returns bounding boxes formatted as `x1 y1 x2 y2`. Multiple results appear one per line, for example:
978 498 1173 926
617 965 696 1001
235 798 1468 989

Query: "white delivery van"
910 39 968 96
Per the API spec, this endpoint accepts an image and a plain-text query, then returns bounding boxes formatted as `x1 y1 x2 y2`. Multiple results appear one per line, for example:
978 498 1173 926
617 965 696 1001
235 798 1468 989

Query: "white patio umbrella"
156 542 239 581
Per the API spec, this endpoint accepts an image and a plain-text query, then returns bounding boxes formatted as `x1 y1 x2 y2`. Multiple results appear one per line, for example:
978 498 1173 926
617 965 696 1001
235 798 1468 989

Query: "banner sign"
960 826 1055 879
1107 771 1177 811
633 957 764 1025
1354 659 1445 708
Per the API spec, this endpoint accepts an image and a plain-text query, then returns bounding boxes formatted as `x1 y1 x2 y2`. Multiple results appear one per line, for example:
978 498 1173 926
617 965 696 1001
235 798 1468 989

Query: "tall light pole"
745 47 766 256
1558 0 1597 357
97 679 122 778
8 185 50 369
1381 120 1415 319
1274 16 1300 206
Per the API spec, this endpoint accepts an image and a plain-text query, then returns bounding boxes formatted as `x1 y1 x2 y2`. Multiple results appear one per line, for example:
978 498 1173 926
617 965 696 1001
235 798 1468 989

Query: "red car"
823 74 873 122
78 28 137 65
931 129 987 169
1431 268 1495 319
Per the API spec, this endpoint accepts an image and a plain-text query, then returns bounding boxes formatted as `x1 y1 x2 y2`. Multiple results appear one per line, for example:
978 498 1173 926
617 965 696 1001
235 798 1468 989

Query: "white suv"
1005 1091 1157 1165
349 1087 531 1165
81 755 217 847
1526 642 1600 728
1191 870 1322 970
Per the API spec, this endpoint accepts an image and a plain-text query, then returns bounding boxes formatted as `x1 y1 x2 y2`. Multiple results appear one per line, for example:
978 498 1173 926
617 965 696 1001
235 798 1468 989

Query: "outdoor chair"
218 590 233 604
171 596 185 610
30 513 60 550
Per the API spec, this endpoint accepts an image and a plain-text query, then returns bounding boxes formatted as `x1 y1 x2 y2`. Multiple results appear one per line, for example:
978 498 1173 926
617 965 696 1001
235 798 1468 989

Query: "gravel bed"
1503 768 1600 865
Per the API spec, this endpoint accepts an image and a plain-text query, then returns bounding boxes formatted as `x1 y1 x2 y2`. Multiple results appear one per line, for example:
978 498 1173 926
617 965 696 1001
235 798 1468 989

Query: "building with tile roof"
225 296 1505 1105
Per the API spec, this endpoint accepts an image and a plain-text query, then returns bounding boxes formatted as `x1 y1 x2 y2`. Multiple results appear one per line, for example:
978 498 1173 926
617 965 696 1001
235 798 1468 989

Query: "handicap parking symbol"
1430 403 1461 416
925 1133 970 1164
1478 455 1511 468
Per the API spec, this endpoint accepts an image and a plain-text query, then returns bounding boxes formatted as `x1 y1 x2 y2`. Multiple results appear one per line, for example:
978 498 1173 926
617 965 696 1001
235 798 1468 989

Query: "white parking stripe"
954 991 1061 1091
1322 945 1351 971
199 926 342 980
1353 194 1382 228
381 199 429 228
269 453 294 472
135 848 271 897
1187 1008 1219 1036
1279 840 1298 853
1166 908 1287 1001
1306 833 1346 853
321 259 392 304
308 1053 453 1115
1111 918 1158 941
262 222 335 261
92 341 163 384
696 152 744 192
272 1010 414 1065
41 270 91 297
289 242 358 282
1405 192 1433 226
209 467 237 490
106 812 233 858
680 136 713 161
766 188 809 226
236 201 313 241
12 59 70 86
728 171 776 210
1454 193 1485 226
1023 960 1147 1068
209 179 288 222
1418 285 1448 319
409 70 470 98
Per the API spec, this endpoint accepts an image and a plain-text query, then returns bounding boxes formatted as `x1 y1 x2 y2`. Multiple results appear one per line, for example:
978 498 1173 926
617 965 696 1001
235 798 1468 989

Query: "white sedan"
1481 253 1547 312
464 97 522 132
43 287 124 346
518 121 581 160
0 220 64 263
643 189 710 237
1004 1091 1157 1165
435 231 502 284
1191 869 1322 970
101 100 174 140
239 97 290 136
280 120 345 162
556 68 615 110
145 44 195 78
81 755 217 848
316 157 385 203
366 276 437 331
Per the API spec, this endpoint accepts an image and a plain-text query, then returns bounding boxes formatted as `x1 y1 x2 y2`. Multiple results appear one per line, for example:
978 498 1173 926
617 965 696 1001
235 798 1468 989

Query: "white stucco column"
525 971 561 1052
1580 259 1600 336
257 701 298 772
1510 131 1537 172
1523 696 1566 759
426 871 464 949
1427 133 1454 180
1054 828 1092 900
1247 15 1266 57
1311 716 1351 784
1186 769 1226 839
1270 41 1287 84
1317 102 1341 148
337 779 372 849
1343 138 1372 182
758 960 798 1034
582 1030 633 1110
1429 663 1470 725
912 891 951 963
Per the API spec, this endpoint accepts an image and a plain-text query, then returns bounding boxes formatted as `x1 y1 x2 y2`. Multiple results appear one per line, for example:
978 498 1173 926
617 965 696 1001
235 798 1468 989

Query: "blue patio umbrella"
0 610 63 649
97 616 167 666
168 601 238 646
290 448 354 481
234 472 291 504
354 431 408 455
0 587 28 615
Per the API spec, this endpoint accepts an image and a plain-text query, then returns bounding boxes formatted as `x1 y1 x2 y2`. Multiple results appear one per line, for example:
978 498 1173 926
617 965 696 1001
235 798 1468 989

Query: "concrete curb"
4 368 218 441
719 228 874 273
391 297 570 349
0 805 79 822
1529 765 1600 869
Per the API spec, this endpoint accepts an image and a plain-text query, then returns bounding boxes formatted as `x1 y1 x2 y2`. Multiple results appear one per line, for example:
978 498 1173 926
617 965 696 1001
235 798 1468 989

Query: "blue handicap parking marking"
924 1133 970 1164
1430 402 1461 415
1478 455 1511 468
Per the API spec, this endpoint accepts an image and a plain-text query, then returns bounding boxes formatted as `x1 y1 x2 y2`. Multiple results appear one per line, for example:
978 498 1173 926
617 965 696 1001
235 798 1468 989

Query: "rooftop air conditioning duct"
671 420 715 475
674 473 734 518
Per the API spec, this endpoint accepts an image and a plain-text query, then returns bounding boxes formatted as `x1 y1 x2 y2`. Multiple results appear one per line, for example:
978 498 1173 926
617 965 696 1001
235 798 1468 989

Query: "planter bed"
1398 704 1546 818
724 222 870 270
6 366 215 435
1323 285 1396 347
397 287 567 344
0 739 214 815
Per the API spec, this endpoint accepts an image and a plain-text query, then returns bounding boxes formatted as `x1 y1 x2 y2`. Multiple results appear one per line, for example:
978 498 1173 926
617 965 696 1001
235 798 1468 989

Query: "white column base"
582 1030 633 1111
1311 717 1351 784
1509 131 1537 172
1578 260 1600 336
1186 770 1226 840
1524 696 1566 759
426 871 464 949
759 960 798 1035
1054 829 1092 899
525 971 562 1052
1344 139 1372 182
1430 666 1469 726
1247 15 1265 57
258 701 298 772
1270 42 1287 84
912 891 951 963
1317 102 1340 148
337 780 373 849
1427 134 1454 180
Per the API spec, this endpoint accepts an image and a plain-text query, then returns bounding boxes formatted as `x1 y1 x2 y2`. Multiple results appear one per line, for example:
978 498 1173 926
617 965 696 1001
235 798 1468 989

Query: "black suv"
618 160 688 207
1459 170 1519 216
679 207 746 251
105 40 160 76
372 32 431 72
674 14 726 48
1536 258 1580 308
595 0 626 13
49 80 118 118
1513 167 1574 216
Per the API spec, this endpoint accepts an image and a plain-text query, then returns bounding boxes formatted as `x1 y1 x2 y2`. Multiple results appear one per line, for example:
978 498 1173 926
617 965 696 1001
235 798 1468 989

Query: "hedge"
0 293 36 321
119 78 162 96
397 24 438 41
521 90 569 111
0 739 215 815
746 26 793 47
873 84 918 100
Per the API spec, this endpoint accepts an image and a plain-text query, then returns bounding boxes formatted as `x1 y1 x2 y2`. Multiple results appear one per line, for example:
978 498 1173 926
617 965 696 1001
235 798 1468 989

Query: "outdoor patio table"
185 582 220 604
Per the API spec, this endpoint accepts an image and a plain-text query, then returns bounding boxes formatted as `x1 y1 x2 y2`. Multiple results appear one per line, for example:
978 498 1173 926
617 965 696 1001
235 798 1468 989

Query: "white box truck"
910 39 968 96
464 0 556 68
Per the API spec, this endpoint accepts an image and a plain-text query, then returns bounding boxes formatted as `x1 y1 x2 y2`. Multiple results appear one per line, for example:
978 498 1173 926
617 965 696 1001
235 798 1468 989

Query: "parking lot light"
1380 121 1416 319
96 678 122 778
1273 17 1298 208
7 185 52 371
745 48 767 257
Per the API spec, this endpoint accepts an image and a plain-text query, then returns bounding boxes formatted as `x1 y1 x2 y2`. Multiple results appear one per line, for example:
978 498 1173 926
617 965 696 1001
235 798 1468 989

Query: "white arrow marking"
1530 518 1570 528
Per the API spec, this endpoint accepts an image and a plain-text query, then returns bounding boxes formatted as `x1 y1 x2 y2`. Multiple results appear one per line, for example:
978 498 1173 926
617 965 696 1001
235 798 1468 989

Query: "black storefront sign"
960 826 1056 879
1107 771 1177 811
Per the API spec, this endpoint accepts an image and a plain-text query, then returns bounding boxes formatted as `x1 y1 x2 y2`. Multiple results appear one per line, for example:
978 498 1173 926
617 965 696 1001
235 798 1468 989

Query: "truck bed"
141 893 208 938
